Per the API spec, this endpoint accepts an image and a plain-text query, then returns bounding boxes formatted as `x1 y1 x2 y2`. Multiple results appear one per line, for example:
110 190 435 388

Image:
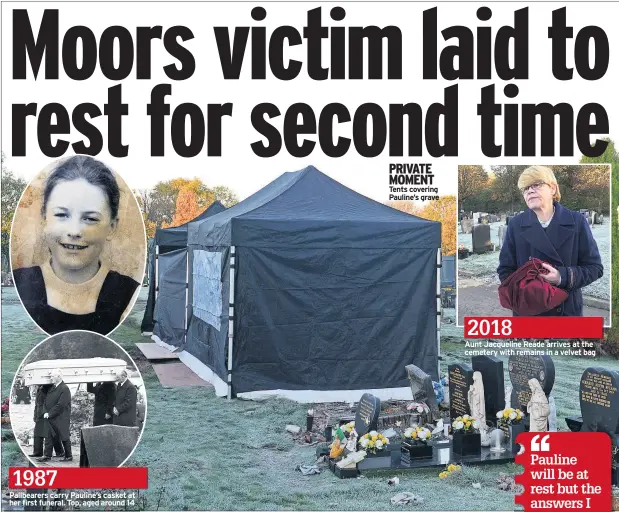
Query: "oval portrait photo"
10 330 147 468
10 156 146 335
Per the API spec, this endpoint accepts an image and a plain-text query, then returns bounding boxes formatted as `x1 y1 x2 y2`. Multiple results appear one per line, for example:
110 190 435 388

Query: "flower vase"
453 432 481 456
366 446 391 458
401 441 433 460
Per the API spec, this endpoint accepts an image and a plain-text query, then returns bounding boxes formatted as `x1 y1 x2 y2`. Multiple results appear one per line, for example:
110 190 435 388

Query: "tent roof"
189 166 440 248
155 200 226 249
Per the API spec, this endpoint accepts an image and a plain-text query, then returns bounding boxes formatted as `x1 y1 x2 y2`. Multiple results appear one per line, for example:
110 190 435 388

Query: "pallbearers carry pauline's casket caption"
113 370 137 427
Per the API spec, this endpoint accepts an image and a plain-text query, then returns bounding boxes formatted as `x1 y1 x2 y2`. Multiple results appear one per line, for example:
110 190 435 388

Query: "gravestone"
472 355 505 424
405 364 439 419
508 354 555 413
472 224 491 254
579 367 619 435
354 393 381 437
461 219 473 234
448 363 474 421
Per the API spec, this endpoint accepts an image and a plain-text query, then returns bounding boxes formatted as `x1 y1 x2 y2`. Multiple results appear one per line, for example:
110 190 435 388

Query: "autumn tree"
490 165 528 214
141 178 238 230
388 196 457 256
458 165 488 212
385 201 421 216
163 187 201 228
418 196 457 256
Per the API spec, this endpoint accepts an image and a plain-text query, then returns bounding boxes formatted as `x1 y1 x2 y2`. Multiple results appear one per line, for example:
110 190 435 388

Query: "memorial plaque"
508 354 555 413
579 367 619 435
405 364 439 418
354 393 381 437
472 224 491 254
448 363 473 421
472 355 505 423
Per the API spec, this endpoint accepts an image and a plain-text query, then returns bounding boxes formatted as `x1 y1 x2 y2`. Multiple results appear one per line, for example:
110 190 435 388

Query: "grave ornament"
527 378 550 432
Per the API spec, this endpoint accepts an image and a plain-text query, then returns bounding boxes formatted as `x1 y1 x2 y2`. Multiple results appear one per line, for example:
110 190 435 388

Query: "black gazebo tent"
180 166 442 401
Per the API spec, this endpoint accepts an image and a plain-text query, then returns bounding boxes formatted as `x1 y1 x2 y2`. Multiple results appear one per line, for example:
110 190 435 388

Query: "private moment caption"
11 6 611 159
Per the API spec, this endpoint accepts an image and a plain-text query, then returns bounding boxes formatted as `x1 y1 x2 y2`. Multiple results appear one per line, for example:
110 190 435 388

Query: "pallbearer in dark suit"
113 370 137 427
86 382 116 426
31 385 50 457
37 369 73 462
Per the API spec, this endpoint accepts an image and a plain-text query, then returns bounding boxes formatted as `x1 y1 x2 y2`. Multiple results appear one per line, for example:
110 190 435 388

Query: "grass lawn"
2 287 619 510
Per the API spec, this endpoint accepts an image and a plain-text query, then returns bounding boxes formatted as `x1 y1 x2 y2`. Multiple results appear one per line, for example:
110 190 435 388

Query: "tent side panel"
152 248 189 347
185 246 230 381
232 247 438 394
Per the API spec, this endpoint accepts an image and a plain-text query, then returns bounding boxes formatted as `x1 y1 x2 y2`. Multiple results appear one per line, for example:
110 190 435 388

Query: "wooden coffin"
22 358 127 385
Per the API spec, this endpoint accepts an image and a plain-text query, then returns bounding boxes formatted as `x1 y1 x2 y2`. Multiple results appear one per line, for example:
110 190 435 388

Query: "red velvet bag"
498 258 569 316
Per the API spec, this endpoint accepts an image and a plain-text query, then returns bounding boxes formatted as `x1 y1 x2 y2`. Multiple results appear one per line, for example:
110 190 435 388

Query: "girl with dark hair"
13 156 140 334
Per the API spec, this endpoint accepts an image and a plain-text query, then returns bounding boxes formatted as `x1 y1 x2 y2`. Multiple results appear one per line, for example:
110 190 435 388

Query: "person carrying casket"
113 370 137 427
86 382 116 426
37 369 72 462
497 166 603 316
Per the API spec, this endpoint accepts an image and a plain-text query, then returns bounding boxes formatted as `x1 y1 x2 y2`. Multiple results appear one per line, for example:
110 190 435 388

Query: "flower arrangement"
406 402 429 414
359 430 389 453
496 408 523 426
452 415 480 434
340 421 355 436
403 426 432 444
0 397 10 424
439 464 461 479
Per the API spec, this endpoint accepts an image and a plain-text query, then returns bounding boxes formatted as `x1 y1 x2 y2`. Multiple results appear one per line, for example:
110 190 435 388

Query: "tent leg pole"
227 246 236 401
436 248 442 377
184 250 189 345
155 245 159 301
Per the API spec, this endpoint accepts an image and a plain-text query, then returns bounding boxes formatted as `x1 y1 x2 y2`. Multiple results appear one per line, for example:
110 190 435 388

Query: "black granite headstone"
508 354 555 413
354 393 380 437
579 367 619 435
472 355 505 423
472 224 491 254
405 364 439 418
448 363 474 421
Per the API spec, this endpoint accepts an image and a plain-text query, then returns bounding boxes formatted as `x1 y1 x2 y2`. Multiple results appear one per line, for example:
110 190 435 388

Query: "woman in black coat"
497 166 603 316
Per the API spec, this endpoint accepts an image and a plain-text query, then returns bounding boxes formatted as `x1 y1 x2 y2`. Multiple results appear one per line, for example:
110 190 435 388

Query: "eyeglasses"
521 182 547 194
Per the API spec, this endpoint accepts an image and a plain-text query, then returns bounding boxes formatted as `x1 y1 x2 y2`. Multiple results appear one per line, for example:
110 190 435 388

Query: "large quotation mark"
530 434 551 452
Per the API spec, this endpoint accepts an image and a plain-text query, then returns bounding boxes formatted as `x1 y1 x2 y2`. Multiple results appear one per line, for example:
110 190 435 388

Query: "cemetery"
313 350 619 502
2 291 619 510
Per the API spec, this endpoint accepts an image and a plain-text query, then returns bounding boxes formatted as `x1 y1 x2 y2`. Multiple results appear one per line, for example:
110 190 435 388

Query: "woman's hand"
540 263 561 285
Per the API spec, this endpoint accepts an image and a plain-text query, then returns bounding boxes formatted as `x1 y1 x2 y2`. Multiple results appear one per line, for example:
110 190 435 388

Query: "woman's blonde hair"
517 165 561 201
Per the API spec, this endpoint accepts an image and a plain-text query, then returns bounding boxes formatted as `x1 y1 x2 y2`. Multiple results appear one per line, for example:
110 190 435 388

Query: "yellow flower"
439 471 449 479
466 421 471 428
504 411 509 418
368 440 375 448
412 431 418 439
